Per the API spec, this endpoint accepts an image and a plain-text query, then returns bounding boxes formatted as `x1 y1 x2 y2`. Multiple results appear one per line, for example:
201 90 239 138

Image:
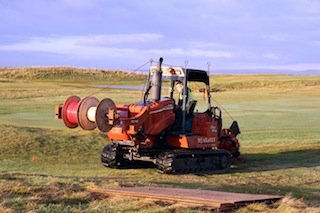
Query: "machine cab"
146 65 214 133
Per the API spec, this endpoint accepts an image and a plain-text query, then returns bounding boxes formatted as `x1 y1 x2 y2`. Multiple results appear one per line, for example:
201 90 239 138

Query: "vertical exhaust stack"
151 57 163 102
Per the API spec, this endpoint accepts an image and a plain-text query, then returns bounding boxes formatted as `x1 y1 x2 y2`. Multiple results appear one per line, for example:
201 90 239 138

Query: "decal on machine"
197 137 215 144
210 125 217 133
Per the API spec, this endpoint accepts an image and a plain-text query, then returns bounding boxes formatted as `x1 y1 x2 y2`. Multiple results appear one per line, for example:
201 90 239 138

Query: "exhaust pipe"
151 57 163 102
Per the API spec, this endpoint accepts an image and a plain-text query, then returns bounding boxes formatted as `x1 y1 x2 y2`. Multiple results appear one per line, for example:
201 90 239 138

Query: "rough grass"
0 67 319 212
0 66 146 81
0 172 201 213
210 74 320 91
1 66 320 91
0 172 318 213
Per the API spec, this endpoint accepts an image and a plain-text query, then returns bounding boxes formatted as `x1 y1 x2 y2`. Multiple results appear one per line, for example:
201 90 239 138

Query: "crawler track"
102 144 231 174
156 149 231 174
101 144 118 168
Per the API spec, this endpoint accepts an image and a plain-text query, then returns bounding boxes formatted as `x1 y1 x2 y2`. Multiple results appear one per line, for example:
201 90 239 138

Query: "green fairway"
0 67 319 212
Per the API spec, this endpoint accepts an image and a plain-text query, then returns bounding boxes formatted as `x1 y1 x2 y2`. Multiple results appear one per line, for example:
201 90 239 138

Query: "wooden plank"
89 188 224 208
114 187 282 202
88 187 282 211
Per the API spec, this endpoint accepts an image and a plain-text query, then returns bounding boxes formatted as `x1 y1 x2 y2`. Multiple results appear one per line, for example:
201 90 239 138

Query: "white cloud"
291 1 320 14
188 41 226 49
262 34 289 42
0 36 76 53
0 34 162 52
75 34 163 46
263 53 280 60
314 41 320 46
59 0 98 10
149 48 232 58
1 0 320 73
0 34 232 62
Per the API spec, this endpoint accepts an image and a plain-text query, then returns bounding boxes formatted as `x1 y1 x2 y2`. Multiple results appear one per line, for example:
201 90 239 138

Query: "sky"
0 0 320 74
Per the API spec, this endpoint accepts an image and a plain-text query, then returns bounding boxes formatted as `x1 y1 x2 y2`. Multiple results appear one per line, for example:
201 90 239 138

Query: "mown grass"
0 67 319 212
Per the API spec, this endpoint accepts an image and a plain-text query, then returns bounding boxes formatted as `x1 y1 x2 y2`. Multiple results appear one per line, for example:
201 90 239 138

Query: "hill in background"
1 66 319 92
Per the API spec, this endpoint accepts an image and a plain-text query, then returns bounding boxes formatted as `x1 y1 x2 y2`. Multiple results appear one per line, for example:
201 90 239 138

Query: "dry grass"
1 66 320 91
0 172 209 212
0 172 318 212
237 195 319 213
0 66 146 81
209 74 320 91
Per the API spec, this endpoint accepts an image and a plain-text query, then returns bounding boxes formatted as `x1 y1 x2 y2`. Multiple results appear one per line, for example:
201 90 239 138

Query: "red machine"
55 58 241 174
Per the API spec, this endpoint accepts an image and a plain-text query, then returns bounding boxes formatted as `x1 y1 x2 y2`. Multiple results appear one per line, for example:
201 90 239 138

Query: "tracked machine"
55 58 241 174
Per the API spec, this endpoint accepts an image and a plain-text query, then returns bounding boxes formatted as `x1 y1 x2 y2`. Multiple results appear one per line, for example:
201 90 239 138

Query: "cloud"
291 1 320 14
263 53 280 60
75 34 164 46
0 34 233 66
262 34 289 42
0 34 162 52
59 0 99 10
1 0 320 72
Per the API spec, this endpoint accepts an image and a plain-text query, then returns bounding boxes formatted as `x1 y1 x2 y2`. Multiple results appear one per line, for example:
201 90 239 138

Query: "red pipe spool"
62 96 81 128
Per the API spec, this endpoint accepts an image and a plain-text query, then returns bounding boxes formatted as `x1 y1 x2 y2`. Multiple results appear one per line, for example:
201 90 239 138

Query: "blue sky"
0 0 320 74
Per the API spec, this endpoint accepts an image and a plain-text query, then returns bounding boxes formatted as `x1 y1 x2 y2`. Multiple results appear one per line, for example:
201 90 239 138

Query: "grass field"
0 67 319 212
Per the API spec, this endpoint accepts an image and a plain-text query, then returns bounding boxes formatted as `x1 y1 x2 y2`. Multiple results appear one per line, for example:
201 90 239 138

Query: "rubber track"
101 144 118 168
156 149 231 174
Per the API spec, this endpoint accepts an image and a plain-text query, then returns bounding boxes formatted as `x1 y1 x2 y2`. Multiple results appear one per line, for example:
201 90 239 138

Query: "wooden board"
88 187 282 211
